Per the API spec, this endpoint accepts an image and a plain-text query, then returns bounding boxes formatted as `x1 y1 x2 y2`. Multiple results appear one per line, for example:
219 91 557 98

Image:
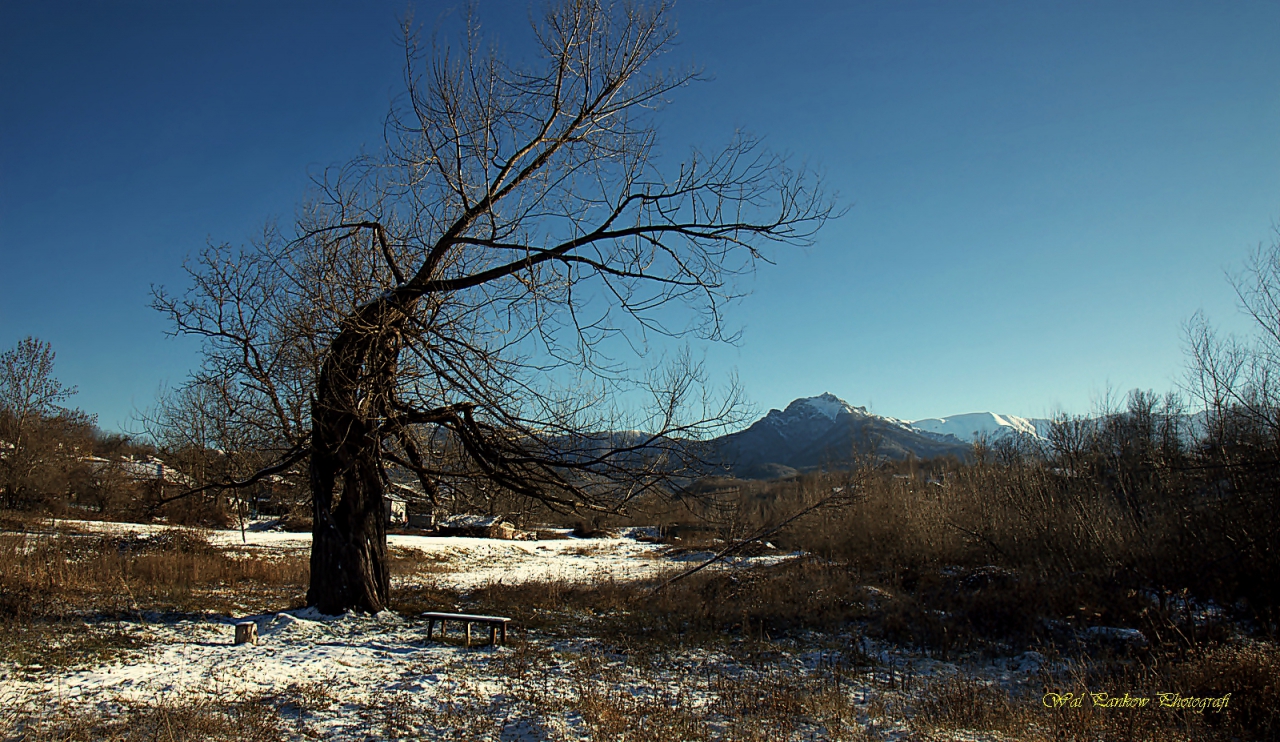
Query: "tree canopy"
154 0 833 613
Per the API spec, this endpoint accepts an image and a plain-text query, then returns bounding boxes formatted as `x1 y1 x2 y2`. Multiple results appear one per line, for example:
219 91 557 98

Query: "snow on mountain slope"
908 412 1051 443
716 393 971 476
754 393 866 443
777 395 1048 444
798 392 860 421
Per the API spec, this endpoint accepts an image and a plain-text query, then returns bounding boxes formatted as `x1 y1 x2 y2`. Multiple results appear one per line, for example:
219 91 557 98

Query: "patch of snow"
1085 626 1148 648
908 411 1047 442
796 392 857 421
1006 651 1047 673
437 513 509 529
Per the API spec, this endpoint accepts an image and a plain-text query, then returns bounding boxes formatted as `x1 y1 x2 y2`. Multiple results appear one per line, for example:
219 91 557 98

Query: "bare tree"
1178 229 1280 618
1186 227 1280 459
137 377 286 522
155 0 832 613
0 336 95 509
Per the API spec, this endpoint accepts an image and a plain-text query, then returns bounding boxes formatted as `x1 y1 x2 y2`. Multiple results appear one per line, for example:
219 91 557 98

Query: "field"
2 511 1275 742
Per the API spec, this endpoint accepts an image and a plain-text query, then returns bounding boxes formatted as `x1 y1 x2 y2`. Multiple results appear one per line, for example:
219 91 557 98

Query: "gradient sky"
2 0 1278 432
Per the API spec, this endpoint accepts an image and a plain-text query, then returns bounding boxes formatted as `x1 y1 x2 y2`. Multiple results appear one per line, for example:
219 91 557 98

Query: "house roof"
439 514 511 529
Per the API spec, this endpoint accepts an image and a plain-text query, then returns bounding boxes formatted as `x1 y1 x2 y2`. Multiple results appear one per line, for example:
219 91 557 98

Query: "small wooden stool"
234 621 259 645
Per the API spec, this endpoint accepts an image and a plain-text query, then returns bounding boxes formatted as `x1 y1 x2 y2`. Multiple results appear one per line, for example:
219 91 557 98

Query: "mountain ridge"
710 393 1052 479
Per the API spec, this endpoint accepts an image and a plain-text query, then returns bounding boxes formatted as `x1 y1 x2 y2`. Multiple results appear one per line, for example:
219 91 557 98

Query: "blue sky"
2 1 1277 432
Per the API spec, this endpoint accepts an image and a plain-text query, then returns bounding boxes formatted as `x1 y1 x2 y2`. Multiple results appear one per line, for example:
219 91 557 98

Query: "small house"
383 491 408 526
436 513 525 539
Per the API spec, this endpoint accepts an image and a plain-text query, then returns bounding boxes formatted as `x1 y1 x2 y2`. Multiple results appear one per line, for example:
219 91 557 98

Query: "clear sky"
2 0 1277 432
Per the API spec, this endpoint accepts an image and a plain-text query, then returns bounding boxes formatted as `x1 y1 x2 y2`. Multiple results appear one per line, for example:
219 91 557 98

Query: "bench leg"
490 625 497 645
465 622 472 647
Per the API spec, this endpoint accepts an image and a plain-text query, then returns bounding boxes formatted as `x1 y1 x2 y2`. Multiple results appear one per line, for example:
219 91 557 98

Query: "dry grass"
0 527 309 672
0 621 150 672
914 674 1030 736
2 685 330 742
4 546 1276 741
0 530 308 622
388 545 455 581
391 644 871 741
901 643 1280 741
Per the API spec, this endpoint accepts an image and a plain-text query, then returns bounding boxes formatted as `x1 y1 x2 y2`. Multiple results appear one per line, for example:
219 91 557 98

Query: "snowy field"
44 518 700 590
1 520 1049 740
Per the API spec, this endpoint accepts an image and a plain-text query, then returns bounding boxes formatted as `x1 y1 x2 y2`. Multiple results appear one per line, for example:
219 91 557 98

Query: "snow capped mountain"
559 393 1209 483
796 392 860 421
715 393 970 478
708 393 1062 479
757 393 869 437
907 412 1053 444
761 394 1048 444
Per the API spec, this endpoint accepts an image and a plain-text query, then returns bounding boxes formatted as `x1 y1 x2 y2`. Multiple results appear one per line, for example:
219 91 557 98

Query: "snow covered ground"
2 520 1043 740
45 518 792 590
4 609 1047 740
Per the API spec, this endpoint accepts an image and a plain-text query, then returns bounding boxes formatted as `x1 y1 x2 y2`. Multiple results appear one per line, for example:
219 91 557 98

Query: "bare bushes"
595 387 1278 666
787 456 1167 582
701 396 1280 640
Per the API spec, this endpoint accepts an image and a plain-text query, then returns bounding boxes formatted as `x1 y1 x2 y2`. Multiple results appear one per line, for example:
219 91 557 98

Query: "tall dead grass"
0 527 309 670
0 530 307 621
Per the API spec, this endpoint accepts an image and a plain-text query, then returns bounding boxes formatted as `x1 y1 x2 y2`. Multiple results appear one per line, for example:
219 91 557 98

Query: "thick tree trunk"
305 323 398 614
306 423 389 614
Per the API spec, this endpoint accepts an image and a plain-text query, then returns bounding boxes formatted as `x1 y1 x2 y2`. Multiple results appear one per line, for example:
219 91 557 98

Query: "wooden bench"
422 612 512 646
